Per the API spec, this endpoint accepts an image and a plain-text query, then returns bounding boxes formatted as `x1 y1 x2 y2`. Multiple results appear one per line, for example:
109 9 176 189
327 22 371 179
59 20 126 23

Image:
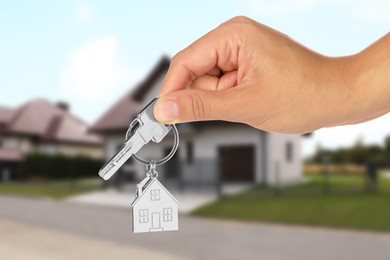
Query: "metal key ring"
131 124 179 166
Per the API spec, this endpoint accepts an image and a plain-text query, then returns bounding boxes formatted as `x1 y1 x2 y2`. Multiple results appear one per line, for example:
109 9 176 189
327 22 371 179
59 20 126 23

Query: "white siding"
38 144 58 155
2 137 19 149
266 133 302 185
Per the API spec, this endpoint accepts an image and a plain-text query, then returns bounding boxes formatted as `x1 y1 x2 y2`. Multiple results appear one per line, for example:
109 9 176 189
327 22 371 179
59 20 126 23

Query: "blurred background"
1 1 390 260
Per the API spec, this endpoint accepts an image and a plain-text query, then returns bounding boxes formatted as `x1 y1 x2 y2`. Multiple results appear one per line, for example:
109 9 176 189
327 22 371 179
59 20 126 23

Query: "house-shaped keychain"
131 176 178 233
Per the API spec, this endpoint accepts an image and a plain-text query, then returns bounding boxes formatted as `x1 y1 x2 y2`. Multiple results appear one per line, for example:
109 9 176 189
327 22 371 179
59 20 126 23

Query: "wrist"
350 42 390 125
311 54 360 128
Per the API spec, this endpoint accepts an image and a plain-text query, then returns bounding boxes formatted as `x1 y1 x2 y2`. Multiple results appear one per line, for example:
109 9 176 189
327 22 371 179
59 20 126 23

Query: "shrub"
22 153 102 180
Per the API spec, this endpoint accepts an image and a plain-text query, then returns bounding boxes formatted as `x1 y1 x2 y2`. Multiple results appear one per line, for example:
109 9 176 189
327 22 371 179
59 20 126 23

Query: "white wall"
2 136 34 153
38 144 58 155
2 137 19 149
266 133 302 185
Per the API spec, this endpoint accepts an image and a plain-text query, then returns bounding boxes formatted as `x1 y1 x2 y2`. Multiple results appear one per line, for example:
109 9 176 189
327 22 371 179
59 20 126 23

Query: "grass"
192 174 390 232
0 178 102 199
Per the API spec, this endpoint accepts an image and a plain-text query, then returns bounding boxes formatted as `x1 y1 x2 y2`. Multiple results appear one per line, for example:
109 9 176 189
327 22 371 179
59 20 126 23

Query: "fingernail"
155 100 179 123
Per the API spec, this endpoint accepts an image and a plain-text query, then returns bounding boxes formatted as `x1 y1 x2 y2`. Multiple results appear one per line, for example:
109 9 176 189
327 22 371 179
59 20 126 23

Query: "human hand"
153 16 386 134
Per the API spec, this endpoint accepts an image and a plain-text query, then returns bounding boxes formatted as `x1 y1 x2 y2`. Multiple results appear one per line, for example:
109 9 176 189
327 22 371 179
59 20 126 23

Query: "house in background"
0 99 103 180
91 56 303 188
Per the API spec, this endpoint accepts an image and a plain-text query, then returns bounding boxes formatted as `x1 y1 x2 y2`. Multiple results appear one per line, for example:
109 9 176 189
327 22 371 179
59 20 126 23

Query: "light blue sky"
1 0 390 156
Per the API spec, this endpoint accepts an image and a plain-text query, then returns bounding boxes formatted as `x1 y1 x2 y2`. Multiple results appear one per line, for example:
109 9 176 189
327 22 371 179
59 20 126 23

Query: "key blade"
99 132 146 180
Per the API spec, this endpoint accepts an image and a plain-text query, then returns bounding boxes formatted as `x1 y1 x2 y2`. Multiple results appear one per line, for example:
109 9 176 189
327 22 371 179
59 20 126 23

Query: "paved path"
1 195 390 260
0 219 185 260
66 188 217 213
66 184 251 213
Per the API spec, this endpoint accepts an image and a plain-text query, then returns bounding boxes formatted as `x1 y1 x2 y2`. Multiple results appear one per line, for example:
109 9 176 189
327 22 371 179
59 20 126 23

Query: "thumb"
153 89 240 124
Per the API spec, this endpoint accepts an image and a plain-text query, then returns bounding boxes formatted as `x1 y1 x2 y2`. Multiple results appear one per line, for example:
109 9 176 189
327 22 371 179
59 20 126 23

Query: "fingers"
189 75 219 91
207 66 222 77
154 87 246 124
159 24 240 96
189 70 238 91
217 70 238 90
159 31 219 96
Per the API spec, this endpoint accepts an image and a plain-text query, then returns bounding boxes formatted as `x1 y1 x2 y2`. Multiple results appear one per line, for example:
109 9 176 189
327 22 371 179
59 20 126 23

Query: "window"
163 208 173 222
42 144 57 155
150 189 160 201
139 209 149 223
186 141 193 164
286 142 293 162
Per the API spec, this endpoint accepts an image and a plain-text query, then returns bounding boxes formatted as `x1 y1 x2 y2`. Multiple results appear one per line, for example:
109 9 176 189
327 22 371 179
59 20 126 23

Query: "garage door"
218 145 255 182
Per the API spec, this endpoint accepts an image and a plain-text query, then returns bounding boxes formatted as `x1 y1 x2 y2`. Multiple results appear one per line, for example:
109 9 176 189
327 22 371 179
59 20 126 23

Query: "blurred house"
91 56 302 187
0 99 103 179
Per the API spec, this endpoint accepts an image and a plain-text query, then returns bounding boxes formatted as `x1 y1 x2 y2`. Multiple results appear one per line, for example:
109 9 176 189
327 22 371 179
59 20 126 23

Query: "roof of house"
131 177 178 207
0 148 24 162
90 56 170 134
0 99 102 145
0 105 14 125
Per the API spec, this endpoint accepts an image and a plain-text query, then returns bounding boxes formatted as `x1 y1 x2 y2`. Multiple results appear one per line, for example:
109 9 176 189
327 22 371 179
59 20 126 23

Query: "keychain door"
151 212 162 231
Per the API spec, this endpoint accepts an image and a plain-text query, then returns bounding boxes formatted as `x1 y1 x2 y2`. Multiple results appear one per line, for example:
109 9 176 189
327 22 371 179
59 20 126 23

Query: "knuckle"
171 51 184 65
219 16 256 40
188 92 210 120
181 63 197 81
172 51 197 82
225 16 252 25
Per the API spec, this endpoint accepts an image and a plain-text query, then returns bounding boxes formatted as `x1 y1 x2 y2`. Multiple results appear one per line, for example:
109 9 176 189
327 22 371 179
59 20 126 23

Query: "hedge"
22 153 103 180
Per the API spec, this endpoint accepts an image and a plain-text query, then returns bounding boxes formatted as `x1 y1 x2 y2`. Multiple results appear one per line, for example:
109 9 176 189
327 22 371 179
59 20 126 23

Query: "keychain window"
163 208 173 222
139 209 149 223
150 189 160 201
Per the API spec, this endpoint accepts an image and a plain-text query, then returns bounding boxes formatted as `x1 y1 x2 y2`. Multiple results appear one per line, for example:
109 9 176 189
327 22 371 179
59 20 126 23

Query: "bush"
22 153 103 180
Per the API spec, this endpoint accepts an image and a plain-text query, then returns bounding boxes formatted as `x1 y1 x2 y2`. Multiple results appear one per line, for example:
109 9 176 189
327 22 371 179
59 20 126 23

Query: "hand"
153 16 389 134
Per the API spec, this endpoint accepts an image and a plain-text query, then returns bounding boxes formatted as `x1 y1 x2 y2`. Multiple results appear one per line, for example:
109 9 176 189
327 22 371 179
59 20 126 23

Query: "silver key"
99 98 171 180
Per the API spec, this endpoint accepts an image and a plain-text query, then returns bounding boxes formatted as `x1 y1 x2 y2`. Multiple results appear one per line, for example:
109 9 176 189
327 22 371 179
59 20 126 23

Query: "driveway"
66 183 251 213
0 195 389 260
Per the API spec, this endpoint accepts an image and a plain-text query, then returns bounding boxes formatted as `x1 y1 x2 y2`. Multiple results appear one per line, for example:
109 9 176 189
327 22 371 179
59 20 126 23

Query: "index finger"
159 29 220 96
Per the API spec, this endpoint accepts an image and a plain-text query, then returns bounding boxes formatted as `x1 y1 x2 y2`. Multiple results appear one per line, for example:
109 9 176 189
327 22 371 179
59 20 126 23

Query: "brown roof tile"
89 91 141 133
1 99 101 145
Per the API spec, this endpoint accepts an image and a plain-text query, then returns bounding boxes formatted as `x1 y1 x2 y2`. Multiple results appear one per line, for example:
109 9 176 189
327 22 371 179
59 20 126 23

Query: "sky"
1 0 390 157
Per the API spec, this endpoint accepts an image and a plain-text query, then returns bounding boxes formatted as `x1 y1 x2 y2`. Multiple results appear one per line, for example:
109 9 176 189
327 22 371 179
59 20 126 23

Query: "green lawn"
0 178 102 199
192 174 390 232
